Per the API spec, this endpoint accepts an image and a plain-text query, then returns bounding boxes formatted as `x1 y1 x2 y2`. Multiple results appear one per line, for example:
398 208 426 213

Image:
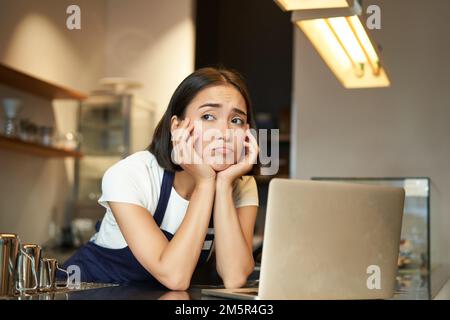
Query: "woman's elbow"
167 281 190 291
148 259 192 291
221 262 254 289
223 275 248 289
160 275 191 291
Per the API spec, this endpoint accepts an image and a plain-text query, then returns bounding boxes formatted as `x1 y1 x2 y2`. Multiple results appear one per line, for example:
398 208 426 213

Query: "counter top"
5 282 239 300
2 252 436 300
3 279 433 300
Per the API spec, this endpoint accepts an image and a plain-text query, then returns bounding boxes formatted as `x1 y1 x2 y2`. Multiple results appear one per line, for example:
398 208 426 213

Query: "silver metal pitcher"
0 234 37 296
38 258 68 292
0 234 19 296
16 244 41 293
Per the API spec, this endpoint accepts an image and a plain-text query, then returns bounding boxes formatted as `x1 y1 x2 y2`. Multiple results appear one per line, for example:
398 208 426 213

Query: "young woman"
61 67 260 290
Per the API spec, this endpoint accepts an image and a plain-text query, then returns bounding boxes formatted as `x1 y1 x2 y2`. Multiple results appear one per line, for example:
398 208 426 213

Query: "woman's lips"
214 147 233 155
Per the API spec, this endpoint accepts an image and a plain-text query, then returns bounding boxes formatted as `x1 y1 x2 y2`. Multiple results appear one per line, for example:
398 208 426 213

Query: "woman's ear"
170 116 179 132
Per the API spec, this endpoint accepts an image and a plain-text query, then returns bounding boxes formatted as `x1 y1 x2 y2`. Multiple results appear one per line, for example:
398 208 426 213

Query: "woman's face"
173 84 248 172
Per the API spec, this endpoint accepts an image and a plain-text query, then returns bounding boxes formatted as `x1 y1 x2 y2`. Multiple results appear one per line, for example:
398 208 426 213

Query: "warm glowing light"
275 0 350 11
296 15 390 88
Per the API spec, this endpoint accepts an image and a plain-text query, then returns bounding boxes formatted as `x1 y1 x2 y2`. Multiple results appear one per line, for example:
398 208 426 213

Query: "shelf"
0 63 87 100
0 135 83 158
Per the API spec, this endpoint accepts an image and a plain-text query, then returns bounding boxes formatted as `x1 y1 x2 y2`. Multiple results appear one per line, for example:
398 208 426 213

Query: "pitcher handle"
15 248 38 293
56 264 70 288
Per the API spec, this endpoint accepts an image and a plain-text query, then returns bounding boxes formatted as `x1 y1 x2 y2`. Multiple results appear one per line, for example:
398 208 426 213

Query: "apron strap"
153 169 175 227
154 169 214 258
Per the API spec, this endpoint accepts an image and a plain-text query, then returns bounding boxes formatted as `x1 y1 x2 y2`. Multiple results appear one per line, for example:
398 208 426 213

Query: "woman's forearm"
158 179 215 288
213 180 255 288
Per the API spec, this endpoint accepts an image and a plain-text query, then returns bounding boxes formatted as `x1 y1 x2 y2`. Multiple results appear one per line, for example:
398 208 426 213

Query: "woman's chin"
211 163 232 172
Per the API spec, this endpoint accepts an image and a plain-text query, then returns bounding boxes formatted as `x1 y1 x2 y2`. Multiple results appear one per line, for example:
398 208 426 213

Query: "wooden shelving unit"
0 63 87 100
0 63 87 158
0 135 83 158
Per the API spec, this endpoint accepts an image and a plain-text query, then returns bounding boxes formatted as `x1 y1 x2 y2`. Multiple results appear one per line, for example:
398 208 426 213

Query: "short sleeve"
232 176 259 208
97 160 149 211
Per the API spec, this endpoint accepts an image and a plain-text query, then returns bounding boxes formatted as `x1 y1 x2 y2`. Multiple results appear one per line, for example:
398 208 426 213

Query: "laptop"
202 178 405 300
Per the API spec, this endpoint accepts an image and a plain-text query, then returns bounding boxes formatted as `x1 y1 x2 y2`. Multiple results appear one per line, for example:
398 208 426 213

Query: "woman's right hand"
171 117 216 185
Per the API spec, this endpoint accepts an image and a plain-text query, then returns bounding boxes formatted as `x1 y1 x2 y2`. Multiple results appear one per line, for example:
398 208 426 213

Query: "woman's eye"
201 114 215 121
231 117 245 125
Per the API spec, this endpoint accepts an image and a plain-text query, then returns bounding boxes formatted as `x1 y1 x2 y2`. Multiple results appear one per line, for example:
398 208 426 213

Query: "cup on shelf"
18 119 39 143
2 98 22 137
54 131 81 150
38 126 54 146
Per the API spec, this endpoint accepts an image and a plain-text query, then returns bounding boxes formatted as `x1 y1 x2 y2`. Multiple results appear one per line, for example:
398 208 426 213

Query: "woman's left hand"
216 124 259 186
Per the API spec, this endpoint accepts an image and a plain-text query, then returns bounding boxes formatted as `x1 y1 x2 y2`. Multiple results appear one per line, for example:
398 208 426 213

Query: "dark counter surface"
4 262 258 300
4 279 430 300
5 282 256 300
2 254 432 300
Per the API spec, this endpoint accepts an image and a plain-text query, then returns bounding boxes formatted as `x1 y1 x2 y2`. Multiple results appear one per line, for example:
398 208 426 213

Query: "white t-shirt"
92 150 259 249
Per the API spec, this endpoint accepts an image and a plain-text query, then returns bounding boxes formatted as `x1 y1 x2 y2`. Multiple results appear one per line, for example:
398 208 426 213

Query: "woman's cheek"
197 135 215 163
192 124 205 157
193 133 202 157
234 129 246 162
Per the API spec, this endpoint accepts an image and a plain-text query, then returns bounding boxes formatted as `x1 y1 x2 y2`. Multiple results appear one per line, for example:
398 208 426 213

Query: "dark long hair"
148 67 259 174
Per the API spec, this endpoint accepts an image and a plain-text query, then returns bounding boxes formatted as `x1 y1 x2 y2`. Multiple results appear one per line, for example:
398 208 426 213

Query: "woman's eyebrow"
198 102 221 109
198 103 247 117
232 108 247 117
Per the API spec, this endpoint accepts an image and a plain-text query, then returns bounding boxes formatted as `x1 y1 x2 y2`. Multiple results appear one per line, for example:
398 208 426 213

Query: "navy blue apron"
58 169 214 286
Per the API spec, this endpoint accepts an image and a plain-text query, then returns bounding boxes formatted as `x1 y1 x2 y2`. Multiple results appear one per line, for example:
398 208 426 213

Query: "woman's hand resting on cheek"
216 124 259 186
171 117 216 185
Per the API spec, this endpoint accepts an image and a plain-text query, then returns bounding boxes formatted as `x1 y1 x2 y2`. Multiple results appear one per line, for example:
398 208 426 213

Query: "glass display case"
75 92 155 221
312 177 430 299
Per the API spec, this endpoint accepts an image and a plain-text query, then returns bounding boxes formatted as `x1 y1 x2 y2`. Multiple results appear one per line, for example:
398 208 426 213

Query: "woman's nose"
214 120 232 142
